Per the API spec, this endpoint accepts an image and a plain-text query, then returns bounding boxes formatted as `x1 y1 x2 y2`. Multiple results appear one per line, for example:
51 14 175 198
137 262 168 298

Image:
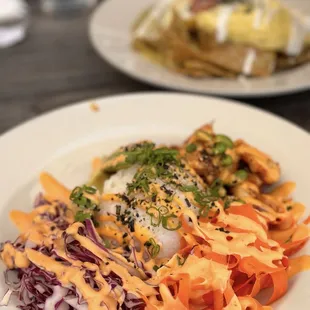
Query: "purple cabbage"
83 220 147 279
39 202 70 231
1 218 147 309
34 193 51 208
2 262 73 310
63 235 102 265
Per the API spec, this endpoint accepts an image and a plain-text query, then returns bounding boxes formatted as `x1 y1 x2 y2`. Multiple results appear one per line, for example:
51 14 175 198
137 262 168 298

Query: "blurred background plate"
89 0 310 97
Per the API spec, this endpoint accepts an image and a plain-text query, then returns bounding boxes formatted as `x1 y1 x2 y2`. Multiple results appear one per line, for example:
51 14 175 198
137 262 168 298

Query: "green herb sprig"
180 184 217 207
144 238 160 258
146 206 182 231
126 144 180 194
125 143 179 167
176 255 188 266
70 185 99 223
186 143 197 153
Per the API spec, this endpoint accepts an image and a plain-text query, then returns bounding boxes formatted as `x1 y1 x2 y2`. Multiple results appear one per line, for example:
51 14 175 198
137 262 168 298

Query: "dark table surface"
0 2 309 135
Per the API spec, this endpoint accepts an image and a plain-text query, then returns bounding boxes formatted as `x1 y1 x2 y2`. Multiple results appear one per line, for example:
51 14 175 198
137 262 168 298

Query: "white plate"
0 92 309 309
89 0 310 97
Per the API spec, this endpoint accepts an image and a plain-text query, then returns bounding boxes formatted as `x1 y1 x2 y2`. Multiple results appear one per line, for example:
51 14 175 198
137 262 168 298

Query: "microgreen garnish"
209 179 225 197
146 207 162 227
125 143 179 167
74 211 92 222
127 172 151 194
223 197 245 210
221 154 233 166
224 198 232 210
144 238 160 258
196 130 212 142
146 206 182 231
215 134 234 149
103 239 111 249
128 165 175 194
234 169 248 182
70 185 99 224
180 184 218 207
199 203 214 217
186 143 197 153
158 206 169 215
176 255 188 266
123 143 180 194
162 214 182 231
153 265 160 272
212 142 227 155
104 142 179 174
285 235 292 244
70 185 97 207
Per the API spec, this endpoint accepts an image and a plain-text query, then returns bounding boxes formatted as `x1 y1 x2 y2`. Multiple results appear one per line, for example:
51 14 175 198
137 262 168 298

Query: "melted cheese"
253 7 263 29
195 0 310 54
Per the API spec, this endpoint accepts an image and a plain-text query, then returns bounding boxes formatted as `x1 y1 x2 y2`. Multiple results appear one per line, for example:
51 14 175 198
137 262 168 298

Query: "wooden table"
0 3 309 134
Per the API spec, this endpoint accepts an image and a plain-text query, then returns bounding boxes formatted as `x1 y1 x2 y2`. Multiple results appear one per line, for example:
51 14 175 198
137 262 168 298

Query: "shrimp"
235 140 280 184
231 181 294 230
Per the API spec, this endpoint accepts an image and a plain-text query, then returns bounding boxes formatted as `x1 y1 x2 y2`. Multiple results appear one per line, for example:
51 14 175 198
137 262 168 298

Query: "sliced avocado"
87 170 109 193
103 160 132 174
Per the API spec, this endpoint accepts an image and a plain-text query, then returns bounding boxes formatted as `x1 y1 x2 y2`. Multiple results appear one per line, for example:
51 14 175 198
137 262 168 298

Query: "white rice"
101 165 181 258
103 165 139 194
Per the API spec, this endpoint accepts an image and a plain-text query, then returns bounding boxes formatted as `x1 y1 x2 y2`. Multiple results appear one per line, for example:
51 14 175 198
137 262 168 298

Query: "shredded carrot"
176 274 190 308
292 224 309 242
269 182 296 199
213 290 223 310
267 269 288 304
203 251 227 265
288 256 310 278
290 202 306 222
223 282 235 305
39 172 70 204
180 214 193 233
228 204 262 227
238 257 284 276
239 296 273 310
268 225 297 244
303 215 310 225
283 239 309 256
